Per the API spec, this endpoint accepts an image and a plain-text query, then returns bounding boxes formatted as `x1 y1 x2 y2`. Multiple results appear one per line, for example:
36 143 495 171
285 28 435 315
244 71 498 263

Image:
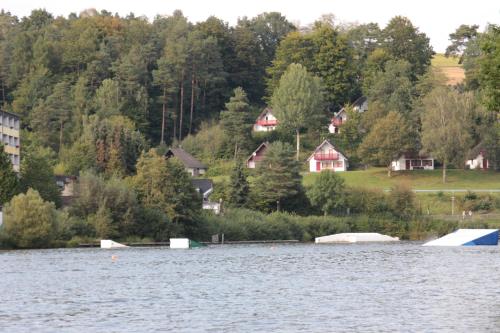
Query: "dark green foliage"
251 141 305 212
478 25 500 112
220 87 252 158
0 149 18 205
445 24 479 62
19 143 61 207
227 160 249 208
1 189 57 248
381 16 434 78
69 172 139 238
307 171 346 215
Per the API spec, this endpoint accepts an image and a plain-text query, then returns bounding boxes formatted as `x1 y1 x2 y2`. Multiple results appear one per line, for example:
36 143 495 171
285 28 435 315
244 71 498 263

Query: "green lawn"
431 53 461 67
302 168 500 190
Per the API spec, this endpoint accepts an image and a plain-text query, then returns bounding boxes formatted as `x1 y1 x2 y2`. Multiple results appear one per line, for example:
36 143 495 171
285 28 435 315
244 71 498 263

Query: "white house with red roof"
253 108 278 132
391 152 434 171
307 140 348 172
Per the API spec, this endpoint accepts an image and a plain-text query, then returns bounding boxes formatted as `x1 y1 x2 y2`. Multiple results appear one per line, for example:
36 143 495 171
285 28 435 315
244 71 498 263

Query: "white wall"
309 157 347 172
466 154 488 169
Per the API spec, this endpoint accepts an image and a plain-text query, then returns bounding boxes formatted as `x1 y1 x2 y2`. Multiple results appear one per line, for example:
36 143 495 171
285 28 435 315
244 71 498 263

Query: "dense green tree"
358 111 413 177
0 149 18 205
381 16 434 78
267 24 357 109
251 141 304 212
30 80 74 151
445 24 479 62
227 160 250 208
478 25 500 112
271 63 325 160
307 171 346 216
133 149 200 227
220 87 252 158
70 172 139 238
1 189 57 248
19 143 61 206
421 87 475 183
336 106 364 165
364 59 415 117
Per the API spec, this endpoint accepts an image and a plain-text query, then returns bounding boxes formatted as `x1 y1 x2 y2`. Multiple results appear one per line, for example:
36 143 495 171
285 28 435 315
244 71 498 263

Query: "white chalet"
391 153 434 171
253 108 278 132
466 144 489 170
329 96 368 134
307 140 348 172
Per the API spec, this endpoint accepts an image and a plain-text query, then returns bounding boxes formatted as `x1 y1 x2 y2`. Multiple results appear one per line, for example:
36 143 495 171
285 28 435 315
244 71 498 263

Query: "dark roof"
400 151 433 159
0 109 20 119
246 142 269 163
191 179 213 196
352 96 367 108
166 148 207 169
336 96 367 115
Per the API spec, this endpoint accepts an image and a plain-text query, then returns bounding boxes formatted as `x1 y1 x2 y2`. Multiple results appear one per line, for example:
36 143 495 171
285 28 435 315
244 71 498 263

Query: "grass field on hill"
431 54 461 67
431 53 465 85
302 168 500 190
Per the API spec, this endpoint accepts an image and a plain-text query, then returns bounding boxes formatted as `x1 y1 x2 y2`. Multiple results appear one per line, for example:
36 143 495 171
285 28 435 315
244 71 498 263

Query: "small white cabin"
466 146 489 170
307 140 348 172
391 153 434 171
253 108 278 132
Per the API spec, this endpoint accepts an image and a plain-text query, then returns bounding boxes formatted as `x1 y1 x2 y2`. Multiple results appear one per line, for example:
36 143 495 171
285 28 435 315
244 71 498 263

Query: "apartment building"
0 110 21 172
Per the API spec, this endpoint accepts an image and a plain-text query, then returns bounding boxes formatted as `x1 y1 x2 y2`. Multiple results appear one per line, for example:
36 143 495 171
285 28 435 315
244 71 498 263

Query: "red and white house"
391 153 434 171
329 96 368 134
307 140 348 172
253 108 278 132
246 142 269 168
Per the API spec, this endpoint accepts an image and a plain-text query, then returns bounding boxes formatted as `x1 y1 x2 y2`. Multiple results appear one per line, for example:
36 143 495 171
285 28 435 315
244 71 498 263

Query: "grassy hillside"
431 53 465 85
303 168 500 190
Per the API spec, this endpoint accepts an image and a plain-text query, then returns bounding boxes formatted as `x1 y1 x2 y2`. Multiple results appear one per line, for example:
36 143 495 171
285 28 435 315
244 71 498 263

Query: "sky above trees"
1 0 498 52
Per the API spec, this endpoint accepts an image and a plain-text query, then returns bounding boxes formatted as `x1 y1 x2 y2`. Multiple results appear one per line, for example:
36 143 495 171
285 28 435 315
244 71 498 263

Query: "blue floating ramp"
423 229 499 246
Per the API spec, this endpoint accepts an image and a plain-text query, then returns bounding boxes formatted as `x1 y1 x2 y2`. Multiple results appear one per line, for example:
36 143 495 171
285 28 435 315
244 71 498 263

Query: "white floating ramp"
315 233 399 244
423 229 499 246
100 240 129 249
170 238 206 249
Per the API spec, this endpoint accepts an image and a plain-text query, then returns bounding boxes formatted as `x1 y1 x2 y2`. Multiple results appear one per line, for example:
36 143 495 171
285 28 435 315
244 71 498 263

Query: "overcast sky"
1 0 499 52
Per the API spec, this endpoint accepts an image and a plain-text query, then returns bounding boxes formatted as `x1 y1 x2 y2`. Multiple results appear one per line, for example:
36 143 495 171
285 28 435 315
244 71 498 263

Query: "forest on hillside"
0 9 498 247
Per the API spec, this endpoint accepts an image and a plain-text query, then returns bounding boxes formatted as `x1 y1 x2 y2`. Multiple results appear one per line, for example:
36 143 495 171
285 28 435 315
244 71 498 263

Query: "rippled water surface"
1 243 500 332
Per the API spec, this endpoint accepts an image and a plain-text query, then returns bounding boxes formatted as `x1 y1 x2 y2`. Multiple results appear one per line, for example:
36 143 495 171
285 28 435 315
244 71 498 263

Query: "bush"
1 189 58 248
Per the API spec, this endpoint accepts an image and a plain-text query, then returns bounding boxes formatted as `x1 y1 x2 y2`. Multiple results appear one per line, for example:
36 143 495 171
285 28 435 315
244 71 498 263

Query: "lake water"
1 243 499 332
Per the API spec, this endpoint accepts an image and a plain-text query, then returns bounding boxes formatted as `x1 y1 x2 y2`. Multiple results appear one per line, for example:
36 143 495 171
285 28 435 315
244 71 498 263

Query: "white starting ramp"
423 229 499 246
315 233 399 244
100 240 129 249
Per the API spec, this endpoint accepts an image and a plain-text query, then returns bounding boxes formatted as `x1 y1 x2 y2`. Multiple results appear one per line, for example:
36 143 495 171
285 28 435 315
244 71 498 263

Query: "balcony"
256 119 278 126
314 152 339 161
331 118 342 126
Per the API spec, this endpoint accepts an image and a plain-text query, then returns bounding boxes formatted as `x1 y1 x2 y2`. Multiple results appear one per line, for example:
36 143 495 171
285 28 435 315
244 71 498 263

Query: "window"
321 161 333 169
335 161 343 168
411 160 422 167
423 160 433 167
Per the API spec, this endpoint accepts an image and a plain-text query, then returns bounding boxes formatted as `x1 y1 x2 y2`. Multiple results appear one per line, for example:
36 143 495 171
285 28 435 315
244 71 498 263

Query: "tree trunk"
173 98 177 142
234 143 238 160
296 128 300 161
202 79 207 114
59 119 64 152
189 66 195 135
161 86 167 145
442 160 447 183
387 163 392 177
179 69 185 141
